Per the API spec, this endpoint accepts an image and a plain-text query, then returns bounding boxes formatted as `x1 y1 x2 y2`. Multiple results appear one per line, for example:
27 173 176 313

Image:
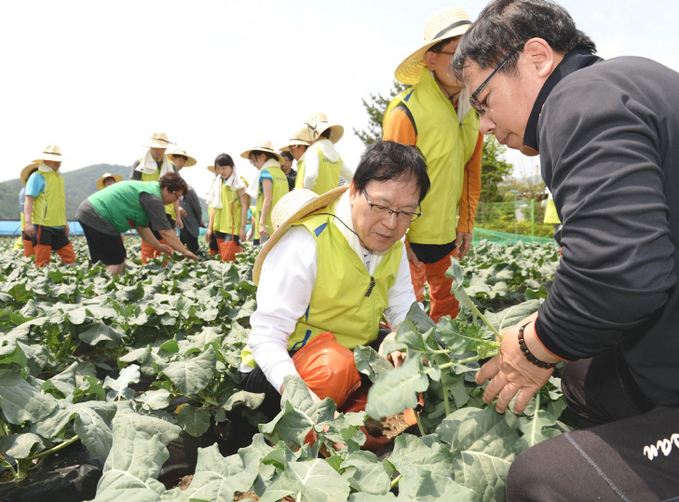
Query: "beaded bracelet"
518 322 557 369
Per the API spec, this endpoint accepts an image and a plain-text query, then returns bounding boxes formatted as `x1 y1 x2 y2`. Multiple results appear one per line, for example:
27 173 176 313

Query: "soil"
364 413 412 440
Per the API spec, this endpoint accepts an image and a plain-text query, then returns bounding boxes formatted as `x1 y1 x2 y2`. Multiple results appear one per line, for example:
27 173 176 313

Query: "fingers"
475 355 500 385
388 351 407 368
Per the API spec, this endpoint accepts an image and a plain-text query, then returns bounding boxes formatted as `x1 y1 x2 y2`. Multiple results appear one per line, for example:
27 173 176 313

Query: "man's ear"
349 180 359 206
424 50 437 71
522 37 561 79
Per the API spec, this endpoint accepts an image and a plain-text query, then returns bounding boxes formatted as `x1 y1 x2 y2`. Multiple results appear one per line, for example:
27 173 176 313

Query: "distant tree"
480 136 514 204
353 80 408 146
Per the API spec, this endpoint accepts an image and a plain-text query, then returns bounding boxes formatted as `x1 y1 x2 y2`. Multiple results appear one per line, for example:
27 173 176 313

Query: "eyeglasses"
470 44 524 116
362 190 421 223
172 190 180 199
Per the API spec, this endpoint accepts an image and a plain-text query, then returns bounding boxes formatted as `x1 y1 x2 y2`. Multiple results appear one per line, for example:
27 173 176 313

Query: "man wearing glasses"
383 6 482 322
453 0 679 500
239 141 429 421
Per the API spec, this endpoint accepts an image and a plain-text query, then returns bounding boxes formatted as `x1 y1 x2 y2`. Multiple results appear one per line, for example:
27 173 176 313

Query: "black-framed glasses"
470 44 524 116
362 190 421 223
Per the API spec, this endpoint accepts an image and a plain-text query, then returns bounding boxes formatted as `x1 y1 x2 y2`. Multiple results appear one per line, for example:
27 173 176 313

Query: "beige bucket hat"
394 7 472 85
166 146 197 168
305 112 344 144
20 163 40 186
240 140 285 165
142 132 173 149
279 126 314 152
32 144 66 164
96 172 123 191
253 185 349 284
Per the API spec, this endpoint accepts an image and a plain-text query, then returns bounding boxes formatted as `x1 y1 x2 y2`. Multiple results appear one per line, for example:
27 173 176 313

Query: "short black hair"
215 153 234 167
159 172 188 195
280 151 293 162
319 129 332 140
452 0 596 77
353 141 430 203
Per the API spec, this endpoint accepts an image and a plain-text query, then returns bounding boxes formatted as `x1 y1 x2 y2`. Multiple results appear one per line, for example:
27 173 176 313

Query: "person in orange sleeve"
383 6 482 322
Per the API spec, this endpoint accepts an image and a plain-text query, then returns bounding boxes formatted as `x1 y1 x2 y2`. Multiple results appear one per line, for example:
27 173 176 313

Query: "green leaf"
262 458 351 502
176 404 211 437
0 369 58 424
354 345 394 383
219 390 265 412
483 300 541 332
104 364 141 401
136 389 172 410
515 408 562 453
397 469 478 501
341 450 391 495
386 434 455 480
366 356 428 419
0 433 44 459
72 401 117 456
78 322 126 347
160 346 216 395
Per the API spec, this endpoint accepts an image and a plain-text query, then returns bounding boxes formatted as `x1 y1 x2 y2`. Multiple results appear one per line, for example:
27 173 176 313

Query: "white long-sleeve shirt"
241 193 418 393
303 139 354 191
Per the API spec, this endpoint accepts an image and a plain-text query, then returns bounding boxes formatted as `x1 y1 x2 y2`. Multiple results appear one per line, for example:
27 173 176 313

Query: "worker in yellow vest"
383 7 483 322
14 164 39 253
241 141 290 241
239 141 430 420
23 145 76 267
296 112 354 194
129 132 182 264
281 126 312 191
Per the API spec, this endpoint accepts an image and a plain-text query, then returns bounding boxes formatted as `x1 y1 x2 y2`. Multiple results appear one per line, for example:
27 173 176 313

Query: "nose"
479 114 495 135
382 211 399 229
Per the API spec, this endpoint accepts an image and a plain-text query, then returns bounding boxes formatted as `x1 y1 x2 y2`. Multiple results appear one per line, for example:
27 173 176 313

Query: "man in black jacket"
453 1 679 500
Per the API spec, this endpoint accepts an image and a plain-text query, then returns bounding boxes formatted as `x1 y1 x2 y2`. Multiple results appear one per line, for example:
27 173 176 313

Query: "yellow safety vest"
214 184 242 234
544 199 561 224
31 169 67 227
137 159 177 220
384 70 479 245
256 165 289 235
296 143 343 195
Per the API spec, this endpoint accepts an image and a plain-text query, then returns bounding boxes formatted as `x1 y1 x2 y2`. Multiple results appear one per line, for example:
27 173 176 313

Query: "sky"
2 0 678 197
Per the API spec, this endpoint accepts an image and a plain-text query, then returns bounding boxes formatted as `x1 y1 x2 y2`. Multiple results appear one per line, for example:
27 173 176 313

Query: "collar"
37 162 59 174
523 50 602 153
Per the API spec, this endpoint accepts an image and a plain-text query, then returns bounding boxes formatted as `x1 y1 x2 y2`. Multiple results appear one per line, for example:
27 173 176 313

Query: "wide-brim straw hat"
20 163 40 186
240 140 285 165
166 146 197 168
394 7 472 85
279 126 313 152
253 185 349 284
207 165 216 174
142 132 173 149
96 172 123 191
32 144 65 164
305 112 344 144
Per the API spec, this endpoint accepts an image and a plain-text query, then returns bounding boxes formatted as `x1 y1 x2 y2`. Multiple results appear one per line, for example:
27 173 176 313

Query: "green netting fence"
473 199 557 244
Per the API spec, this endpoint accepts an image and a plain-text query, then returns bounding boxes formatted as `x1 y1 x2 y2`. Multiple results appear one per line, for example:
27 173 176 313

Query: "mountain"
0 163 208 220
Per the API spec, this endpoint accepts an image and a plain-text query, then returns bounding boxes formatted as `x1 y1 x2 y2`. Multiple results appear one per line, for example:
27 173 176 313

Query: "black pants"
179 228 200 254
507 348 679 502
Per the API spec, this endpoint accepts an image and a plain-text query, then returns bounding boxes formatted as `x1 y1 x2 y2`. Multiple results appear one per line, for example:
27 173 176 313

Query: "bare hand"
199 220 207 228
205 229 212 242
476 313 555 414
158 244 173 255
406 246 421 268
179 207 187 218
65 223 70 237
378 332 407 368
239 228 247 242
24 223 35 239
176 218 184 230
455 231 473 260
259 224 269 240
183 250 199 262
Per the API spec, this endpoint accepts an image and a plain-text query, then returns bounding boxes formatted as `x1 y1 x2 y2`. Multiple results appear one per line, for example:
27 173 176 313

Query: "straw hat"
240 140 285 165
20 163 40 186
394 7 472 85
207 165 216 174
32 145 65 164
253 185 349 284
96 172 123 191
305 112 344 144
142 132 173 149
279 126 313 152
166 146 197 168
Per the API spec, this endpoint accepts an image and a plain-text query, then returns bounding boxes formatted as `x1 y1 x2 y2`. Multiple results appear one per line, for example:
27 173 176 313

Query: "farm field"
0 237 569 502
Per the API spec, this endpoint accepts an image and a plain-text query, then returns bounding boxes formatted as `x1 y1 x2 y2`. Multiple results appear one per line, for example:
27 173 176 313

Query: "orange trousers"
141 239 169 265
33 243 76 268
409 247 459 323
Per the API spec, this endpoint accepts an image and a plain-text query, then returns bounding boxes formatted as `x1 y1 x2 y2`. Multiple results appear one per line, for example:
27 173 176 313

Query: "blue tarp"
0 221 85 236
